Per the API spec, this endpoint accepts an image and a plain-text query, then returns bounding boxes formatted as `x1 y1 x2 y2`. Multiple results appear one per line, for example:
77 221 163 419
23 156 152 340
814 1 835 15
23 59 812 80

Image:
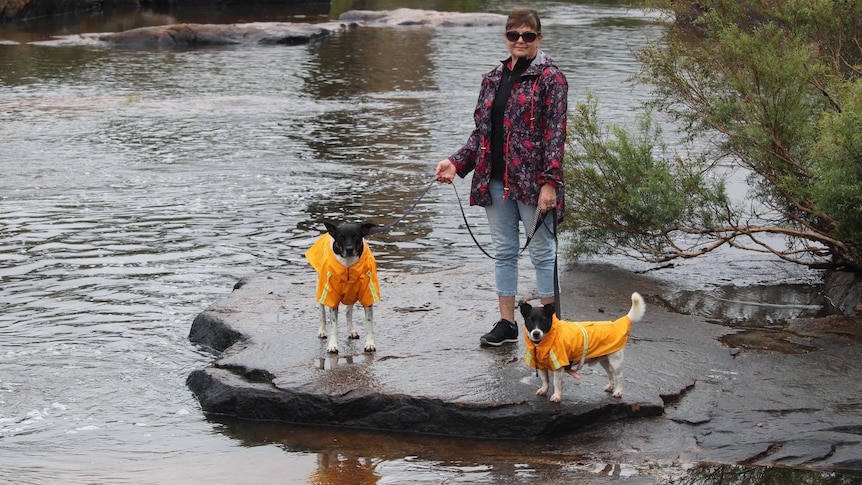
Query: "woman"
435 8 568 346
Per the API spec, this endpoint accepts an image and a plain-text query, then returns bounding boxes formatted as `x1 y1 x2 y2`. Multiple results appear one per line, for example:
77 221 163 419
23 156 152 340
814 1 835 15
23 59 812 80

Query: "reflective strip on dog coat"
304 234 381 308
524 314 631 371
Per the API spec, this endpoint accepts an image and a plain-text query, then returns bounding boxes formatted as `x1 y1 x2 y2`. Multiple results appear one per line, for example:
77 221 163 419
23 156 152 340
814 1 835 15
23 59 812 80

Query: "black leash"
451 181 561 317
531 211 561 377
451 182 553 261
552 211 561 319
366 179 436 236
365 178 553 259
367 177 563 320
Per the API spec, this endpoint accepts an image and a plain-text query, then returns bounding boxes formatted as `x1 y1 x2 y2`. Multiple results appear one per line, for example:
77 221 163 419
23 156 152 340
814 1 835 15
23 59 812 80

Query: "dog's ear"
360 222 376 237
542 304 556 317
519 301 533 319
324 221 338 235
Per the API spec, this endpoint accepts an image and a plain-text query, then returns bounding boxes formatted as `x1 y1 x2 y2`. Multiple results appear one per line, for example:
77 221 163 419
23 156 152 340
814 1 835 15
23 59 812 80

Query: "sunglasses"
505 31 539 43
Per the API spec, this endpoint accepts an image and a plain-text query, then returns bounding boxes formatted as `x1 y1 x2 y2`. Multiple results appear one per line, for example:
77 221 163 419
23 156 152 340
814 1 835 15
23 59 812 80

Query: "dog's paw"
604 383 614 393
318 330 327 339
364 337 376 352
536 386 549 396
326 344 339 354
348 331 360 340
550 393 562 403
612 390 622 399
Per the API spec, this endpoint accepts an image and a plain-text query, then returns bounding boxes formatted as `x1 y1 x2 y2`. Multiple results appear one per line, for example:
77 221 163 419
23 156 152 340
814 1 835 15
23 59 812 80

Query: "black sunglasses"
505 31 539 43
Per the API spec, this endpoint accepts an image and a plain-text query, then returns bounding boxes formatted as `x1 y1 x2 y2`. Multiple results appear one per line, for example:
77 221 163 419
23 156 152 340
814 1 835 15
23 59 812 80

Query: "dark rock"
752 439 834 467
824 270 862 315
188 310 242 353
688 344 862 470
98 21 350 48
185 262 722 439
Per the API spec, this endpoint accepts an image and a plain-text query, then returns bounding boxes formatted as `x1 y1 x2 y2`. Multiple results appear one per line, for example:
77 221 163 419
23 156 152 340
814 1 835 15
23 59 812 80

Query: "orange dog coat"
524 314 631 371
305 234 381 308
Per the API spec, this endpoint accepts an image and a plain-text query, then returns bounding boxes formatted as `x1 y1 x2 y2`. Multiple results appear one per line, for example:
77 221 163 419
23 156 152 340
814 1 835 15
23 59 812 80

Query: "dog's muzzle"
528 329 544 343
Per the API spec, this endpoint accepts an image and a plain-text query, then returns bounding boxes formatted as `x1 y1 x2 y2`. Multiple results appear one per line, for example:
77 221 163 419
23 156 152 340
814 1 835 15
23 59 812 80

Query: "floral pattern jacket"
449 50 568 221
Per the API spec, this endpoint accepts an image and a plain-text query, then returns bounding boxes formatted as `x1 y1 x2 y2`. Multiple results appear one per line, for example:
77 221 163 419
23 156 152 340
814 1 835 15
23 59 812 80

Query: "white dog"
305 221 380 354
520 293 645 402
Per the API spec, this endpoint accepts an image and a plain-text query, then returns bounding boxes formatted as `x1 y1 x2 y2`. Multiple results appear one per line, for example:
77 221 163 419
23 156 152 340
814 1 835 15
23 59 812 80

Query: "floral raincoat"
448 50 568 221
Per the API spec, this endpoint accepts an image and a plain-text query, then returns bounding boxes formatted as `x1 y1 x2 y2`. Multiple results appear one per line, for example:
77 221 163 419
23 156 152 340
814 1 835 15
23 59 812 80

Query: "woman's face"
505 23 542 61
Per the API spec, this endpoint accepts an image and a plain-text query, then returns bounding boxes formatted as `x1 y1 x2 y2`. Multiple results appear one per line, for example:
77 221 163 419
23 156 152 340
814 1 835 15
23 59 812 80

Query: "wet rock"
688 344 862 470
753 439 834 467
98 22 352 48
784 314 862 349
824 270 862 315
666 381 717 425
185 263 709 439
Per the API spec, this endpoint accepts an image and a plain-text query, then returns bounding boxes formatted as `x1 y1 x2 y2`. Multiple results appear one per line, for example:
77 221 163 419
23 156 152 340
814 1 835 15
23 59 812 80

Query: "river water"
0 1 828 484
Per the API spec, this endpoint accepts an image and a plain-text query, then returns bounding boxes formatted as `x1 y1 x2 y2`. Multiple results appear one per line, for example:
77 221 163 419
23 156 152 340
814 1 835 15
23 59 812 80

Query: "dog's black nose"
529 329 544 341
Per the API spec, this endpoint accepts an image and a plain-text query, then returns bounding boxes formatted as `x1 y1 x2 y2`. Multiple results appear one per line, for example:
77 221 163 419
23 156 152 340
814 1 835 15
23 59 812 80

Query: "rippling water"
0 2 821 483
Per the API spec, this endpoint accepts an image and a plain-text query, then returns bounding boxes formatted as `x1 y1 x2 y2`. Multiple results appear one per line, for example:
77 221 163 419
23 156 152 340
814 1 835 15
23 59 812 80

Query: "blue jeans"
485 180 557 299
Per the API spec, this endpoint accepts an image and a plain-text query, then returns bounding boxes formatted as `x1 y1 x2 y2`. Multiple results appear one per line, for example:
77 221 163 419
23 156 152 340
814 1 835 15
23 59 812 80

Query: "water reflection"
662 283 829 354
306 27 437 98
664 284 825 325
666 463 860 485
211 418 595 484
211 417 862 484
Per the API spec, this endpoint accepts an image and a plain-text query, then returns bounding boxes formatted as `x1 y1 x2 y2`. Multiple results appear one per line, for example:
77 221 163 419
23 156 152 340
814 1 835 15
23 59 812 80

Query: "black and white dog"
305 221 380 354
520 292 645 402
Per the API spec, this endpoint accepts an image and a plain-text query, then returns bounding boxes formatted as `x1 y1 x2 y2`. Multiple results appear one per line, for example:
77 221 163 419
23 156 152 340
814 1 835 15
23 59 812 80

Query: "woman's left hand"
538 184 556 213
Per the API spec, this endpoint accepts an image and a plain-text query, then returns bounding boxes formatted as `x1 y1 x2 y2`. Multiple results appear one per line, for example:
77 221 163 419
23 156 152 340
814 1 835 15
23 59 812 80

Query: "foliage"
562 0 862 271
562 93 730 261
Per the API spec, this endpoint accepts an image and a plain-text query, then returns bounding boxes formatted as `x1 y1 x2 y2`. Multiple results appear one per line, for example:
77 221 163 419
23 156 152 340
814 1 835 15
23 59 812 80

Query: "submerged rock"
98 22 352 49
26 9 507 49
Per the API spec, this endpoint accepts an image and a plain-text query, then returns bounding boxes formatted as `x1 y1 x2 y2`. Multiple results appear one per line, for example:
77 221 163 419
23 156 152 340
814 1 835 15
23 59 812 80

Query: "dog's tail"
628 292 646 323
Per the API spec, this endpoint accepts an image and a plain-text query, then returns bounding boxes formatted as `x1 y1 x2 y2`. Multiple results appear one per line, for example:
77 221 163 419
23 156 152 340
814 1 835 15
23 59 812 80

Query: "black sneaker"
480 319 518 346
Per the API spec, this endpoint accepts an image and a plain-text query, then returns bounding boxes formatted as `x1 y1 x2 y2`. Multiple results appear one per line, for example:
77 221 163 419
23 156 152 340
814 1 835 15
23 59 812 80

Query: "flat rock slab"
186 262 728 439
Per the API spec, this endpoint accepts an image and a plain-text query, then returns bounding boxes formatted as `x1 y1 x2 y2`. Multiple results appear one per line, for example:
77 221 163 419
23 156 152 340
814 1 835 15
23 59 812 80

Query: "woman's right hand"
435 159 456 184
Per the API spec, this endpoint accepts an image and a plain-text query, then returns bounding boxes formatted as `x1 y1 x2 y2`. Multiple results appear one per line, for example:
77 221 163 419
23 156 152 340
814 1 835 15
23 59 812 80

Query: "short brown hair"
506 8 541 33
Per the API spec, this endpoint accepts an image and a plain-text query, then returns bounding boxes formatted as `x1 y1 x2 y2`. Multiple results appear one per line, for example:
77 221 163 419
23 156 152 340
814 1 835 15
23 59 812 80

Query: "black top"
491 56 533 181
